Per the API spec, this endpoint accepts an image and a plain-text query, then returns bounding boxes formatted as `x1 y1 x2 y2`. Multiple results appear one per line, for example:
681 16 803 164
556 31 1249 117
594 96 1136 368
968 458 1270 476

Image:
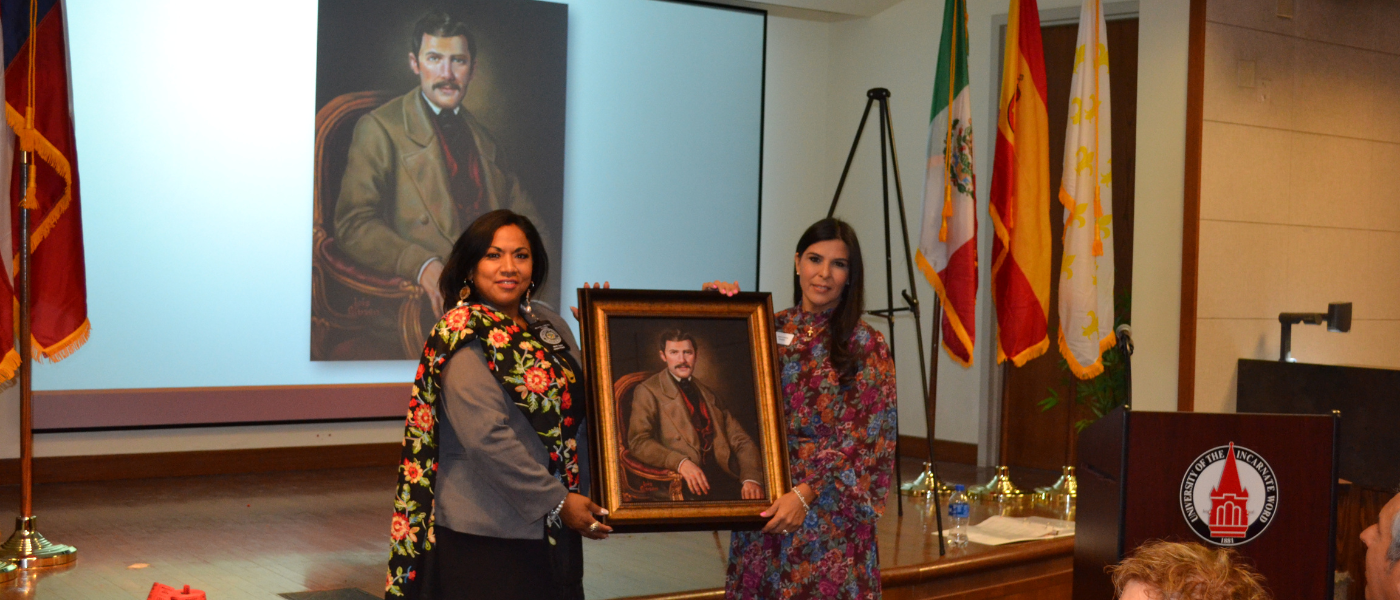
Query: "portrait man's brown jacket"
627 370 764 483
334 87 541 280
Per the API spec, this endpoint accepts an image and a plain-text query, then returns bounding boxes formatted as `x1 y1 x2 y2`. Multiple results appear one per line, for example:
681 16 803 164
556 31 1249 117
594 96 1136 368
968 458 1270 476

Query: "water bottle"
947 484 970 547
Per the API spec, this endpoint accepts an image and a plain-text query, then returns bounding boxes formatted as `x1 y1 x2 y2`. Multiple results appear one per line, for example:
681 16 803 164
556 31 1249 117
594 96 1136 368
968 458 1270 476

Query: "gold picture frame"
578 289 791 532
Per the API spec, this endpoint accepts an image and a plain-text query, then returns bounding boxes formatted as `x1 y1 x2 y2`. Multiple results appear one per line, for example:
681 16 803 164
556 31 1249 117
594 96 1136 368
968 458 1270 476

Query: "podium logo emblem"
1179 442 1278 546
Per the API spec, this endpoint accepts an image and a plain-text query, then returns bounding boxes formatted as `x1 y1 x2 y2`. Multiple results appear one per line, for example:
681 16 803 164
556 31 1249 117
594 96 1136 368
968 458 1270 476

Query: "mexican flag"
915 0 977 367
1057 0 1115 378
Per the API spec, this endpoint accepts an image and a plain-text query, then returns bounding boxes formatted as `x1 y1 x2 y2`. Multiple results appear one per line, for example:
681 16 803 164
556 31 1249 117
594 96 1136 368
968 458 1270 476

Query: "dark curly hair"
410 10 477 58
439 210 548 314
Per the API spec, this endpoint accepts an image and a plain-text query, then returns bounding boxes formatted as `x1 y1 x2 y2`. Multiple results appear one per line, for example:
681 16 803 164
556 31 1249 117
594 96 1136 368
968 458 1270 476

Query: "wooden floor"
0 459 1062 599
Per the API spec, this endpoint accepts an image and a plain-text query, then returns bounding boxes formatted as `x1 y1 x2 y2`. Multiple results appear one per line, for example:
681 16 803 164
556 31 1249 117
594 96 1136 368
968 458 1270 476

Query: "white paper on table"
944 516 1076 546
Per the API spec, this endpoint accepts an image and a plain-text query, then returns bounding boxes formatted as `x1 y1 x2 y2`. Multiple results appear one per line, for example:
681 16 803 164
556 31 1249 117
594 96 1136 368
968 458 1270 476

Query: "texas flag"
0 0 90 382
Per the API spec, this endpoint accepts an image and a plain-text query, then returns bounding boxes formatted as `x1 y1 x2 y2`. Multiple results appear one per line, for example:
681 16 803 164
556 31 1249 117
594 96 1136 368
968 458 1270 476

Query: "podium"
1238 358 1400 490
1074 408 1338 600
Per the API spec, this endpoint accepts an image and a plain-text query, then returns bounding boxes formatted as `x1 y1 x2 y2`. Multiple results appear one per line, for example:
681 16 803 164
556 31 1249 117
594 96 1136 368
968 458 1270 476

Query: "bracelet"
792 487 811 512
549 497 567 520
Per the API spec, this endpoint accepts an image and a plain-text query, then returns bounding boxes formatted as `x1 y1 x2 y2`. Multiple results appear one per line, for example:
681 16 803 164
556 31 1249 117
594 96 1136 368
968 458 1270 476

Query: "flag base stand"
1032 466 1078 521
0 516 76 569
900 462 952 497
968 466 1026 500
0 560 15 582
1034 466 1078 498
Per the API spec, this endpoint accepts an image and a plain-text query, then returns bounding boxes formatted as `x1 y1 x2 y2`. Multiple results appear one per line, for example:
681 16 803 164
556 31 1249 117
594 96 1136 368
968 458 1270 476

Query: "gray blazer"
435 303 583 540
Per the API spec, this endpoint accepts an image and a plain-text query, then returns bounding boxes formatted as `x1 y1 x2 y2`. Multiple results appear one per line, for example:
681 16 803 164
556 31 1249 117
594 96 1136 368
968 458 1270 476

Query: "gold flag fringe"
999 335 1048 367
0 349 20 389
915 250 974 368
1058 325 1115 380
5 103 75 252
33 318 89 362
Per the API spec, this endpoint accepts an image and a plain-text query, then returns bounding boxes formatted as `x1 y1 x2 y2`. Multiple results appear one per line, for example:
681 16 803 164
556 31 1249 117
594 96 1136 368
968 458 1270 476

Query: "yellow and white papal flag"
1057 0 1115 379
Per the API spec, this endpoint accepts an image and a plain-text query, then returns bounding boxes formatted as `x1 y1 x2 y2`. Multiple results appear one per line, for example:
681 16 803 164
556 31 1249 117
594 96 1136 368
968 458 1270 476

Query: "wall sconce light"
1278 302 1352 362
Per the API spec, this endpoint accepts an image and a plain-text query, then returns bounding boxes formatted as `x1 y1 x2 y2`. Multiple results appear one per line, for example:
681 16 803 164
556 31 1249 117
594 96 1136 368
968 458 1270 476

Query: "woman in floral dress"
709 218 898 600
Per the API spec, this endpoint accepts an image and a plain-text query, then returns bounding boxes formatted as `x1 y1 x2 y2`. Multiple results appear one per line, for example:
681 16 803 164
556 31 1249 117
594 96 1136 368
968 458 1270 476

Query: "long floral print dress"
727 307 898 600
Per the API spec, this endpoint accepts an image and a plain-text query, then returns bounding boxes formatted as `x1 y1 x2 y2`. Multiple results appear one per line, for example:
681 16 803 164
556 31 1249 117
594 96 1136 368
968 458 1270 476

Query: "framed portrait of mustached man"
311 0 567 360
578 289 790 532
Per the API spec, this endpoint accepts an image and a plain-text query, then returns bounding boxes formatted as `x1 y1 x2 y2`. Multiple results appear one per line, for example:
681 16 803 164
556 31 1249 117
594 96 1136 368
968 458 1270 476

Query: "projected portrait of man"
627 330 764 501
334 10 542 315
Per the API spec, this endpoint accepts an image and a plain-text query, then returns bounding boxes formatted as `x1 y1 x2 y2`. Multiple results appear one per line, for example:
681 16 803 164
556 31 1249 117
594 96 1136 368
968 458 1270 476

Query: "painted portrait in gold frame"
578 289 790 532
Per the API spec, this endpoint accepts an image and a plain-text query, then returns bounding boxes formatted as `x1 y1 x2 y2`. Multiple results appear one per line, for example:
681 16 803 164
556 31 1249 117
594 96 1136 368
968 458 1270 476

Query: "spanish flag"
915 0 977 367
989 0 1050 367
1057 0 1115 378
0 0 90 382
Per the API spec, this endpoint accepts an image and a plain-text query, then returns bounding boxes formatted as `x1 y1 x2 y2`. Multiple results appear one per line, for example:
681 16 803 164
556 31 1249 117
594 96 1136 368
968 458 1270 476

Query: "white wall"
820 0 1004 447
4 13 833 460
1193 0 1400 412
9 0 1196 459
756 17 834 296
1128 0 1191 412
802 0 1193 455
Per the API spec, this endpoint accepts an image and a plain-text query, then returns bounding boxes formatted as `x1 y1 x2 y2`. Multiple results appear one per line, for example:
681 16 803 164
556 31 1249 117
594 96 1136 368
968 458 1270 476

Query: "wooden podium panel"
1238 358 1400 490
1075 409 1338 600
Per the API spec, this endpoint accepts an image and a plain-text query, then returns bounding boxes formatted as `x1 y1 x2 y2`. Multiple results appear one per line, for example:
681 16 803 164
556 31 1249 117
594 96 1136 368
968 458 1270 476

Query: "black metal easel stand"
827 88 945 556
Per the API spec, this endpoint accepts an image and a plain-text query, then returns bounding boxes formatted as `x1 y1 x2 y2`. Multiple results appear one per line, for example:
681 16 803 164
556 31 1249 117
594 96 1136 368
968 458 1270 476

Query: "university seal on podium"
1179 442 1279 546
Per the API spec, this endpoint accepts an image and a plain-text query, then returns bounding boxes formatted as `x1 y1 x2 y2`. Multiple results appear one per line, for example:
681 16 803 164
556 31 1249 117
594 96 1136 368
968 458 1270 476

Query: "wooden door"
999 18 1138 471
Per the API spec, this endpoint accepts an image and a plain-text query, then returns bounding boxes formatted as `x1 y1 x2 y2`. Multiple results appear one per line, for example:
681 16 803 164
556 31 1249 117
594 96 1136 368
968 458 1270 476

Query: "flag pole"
0 151 77 572
0 0 80 569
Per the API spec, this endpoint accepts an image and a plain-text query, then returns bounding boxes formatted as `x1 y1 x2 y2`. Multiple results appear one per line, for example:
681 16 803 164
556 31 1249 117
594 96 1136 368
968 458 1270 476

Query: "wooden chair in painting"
311 91 429 360
613 371 685 502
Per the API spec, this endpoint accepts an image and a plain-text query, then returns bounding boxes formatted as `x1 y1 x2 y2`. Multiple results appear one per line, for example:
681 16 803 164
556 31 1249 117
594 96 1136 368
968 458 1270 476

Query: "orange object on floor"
147 582 207 600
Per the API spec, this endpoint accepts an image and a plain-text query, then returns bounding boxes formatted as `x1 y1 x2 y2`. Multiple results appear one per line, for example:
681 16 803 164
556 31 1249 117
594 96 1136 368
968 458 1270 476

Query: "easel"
826 88 945 556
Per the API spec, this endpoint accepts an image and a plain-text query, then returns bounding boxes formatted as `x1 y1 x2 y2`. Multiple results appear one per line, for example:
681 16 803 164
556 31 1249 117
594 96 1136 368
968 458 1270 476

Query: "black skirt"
433 526 584 600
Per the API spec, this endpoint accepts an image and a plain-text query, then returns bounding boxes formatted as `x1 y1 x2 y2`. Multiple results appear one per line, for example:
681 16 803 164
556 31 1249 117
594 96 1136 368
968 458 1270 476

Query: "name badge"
528 321 571 354
776 332 794 346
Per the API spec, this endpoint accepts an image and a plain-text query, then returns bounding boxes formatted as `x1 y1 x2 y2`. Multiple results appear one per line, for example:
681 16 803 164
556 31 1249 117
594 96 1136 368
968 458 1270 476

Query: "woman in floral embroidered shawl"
709 218 898 600
385 210 611 600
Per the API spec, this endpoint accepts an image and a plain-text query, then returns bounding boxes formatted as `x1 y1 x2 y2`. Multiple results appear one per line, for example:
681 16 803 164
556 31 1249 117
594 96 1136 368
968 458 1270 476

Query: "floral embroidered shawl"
385 303 582 599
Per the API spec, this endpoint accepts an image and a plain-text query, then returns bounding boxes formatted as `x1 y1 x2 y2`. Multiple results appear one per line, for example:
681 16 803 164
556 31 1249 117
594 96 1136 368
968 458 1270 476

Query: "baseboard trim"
0 443 403 485
0 436 976 486
33 383 410 432
899 435 977 465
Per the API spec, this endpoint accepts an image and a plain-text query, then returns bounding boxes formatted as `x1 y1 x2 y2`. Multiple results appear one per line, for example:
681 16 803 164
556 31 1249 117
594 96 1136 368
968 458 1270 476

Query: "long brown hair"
792 218 865 379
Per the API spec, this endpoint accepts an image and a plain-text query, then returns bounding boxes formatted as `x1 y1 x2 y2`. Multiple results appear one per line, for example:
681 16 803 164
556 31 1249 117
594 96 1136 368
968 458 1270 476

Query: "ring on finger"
588 522 601 533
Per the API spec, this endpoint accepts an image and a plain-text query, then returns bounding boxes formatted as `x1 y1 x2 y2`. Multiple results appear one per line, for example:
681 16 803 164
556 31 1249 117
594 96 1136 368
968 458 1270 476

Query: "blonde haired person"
1109 540 1271 600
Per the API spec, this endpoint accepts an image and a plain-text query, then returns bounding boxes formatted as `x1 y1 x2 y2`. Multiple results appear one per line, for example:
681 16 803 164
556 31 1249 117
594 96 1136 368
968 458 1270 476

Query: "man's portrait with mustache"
321 6 558 359
336 9 544 314
626 329 765 502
